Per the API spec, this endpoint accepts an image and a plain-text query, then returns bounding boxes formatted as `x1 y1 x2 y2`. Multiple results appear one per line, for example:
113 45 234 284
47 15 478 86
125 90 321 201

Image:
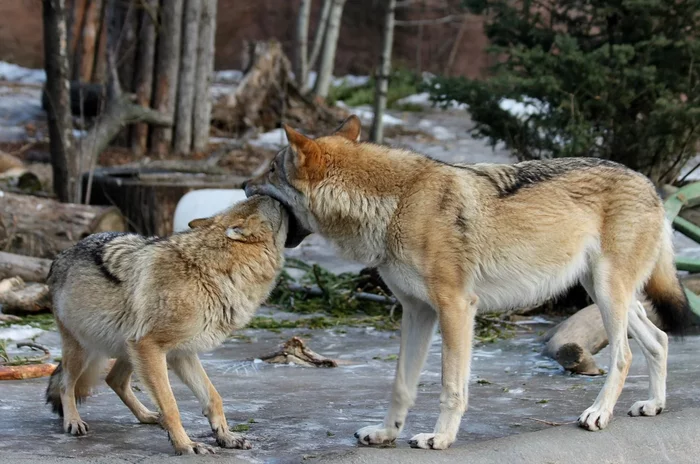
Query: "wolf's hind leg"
168 352 251 450
56 323 91 436
355 287 437 446
577 266 634 431
128 338 215 455
627 301 668 417
106 357 160 424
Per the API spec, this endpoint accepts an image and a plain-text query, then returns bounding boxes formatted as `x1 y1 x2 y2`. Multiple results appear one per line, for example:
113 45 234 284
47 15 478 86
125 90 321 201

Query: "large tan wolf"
45 195 303 455
244 115 691 450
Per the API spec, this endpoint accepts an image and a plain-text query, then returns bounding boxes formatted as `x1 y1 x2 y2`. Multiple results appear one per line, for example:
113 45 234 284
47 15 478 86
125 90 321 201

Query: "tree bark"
77 0 103 82
0 192 126 258
0 252 53 283
313 0 346 98
173 0 202 155
151 0 184 157
131 0 158 156
43 0 79 203
308 0 331 73
370 0 396 144
192 0 217 154
295 0 312 90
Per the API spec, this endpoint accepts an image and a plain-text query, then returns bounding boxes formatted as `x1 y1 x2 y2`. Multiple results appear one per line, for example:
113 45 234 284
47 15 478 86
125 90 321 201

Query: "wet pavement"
1 319 699 463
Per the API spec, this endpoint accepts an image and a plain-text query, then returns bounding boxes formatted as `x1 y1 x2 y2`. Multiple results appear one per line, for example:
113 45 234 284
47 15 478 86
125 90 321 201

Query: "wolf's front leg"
355 288 437 446
168 352 252 450
129 339 216 455
408 292 477 450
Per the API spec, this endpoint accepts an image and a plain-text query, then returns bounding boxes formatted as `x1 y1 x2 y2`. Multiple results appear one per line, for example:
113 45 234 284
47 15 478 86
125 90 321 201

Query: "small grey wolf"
244 115 691 450
45 195 296 455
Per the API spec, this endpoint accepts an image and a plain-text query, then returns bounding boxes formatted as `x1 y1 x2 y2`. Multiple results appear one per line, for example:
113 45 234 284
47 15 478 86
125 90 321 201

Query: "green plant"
428 0 700 185
328 68 422 109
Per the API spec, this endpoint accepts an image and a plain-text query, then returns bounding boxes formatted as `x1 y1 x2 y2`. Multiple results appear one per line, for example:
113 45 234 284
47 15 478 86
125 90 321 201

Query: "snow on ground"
396 92 468 111
0 61 46 85
336 102 404 126
248 127 287 149
0 324 44 342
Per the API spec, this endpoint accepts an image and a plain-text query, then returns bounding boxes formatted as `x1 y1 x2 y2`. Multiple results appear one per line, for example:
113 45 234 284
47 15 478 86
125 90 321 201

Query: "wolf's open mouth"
281 204 311 248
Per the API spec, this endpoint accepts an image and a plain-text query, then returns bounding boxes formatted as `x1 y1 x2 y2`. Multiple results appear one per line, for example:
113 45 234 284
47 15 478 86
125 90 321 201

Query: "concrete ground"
1 322 699 463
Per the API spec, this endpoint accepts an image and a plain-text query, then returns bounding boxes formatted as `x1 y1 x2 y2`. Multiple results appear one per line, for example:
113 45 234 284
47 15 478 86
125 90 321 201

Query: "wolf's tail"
46 360 100 417
644 224 693 335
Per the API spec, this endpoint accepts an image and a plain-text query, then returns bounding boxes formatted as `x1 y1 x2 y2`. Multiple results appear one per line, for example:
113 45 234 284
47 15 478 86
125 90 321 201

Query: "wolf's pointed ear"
333 115 361 142
188 217 214 229
283 124 324 172
225 226 250 241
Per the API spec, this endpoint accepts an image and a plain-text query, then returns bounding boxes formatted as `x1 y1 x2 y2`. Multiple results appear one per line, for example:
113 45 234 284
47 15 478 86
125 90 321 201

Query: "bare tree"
43 0 172 204
308 0 331 75
192 0 217 153
370 0 397 143
151 0 184 157
131 0 158 156
294 0 312 90
173 0 201 154
313 0 346 99
43 0 76 202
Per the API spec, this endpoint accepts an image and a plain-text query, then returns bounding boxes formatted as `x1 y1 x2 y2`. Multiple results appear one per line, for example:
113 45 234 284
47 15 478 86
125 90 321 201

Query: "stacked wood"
212 40 345 137
0 151 46 193
0 192 125 258
0 252 52 283
0 277 51 315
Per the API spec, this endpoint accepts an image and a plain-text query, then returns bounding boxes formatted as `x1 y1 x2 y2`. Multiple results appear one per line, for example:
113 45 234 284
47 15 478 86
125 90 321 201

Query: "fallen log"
0 277 51 315
0 363 57 380
0 252 52 283
542 301 661 375
0 192 126 258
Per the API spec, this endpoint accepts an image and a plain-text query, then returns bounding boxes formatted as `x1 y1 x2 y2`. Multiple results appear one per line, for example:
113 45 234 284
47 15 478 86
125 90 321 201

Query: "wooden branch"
173 0 202 155
395 14 464 26
192 0 217 153
0 277 51 315
0 252 52 283
0 363 57 381
308 0 332 72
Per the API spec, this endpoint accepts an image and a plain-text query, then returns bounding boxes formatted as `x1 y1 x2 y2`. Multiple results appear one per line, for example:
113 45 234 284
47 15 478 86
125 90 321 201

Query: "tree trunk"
0 252 52 283
192 0 217 154
173 0 201 155
0 192 126 258
43 0 79 203
370 0 396 144
131 0 158 156
308 0 331 73
313 0 346 98
77 0 103 82
295 0 312 90
151 0 184 157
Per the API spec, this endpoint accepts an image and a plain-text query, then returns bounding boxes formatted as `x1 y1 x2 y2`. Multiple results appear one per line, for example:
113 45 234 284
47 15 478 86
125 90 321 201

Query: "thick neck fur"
308 141 429 266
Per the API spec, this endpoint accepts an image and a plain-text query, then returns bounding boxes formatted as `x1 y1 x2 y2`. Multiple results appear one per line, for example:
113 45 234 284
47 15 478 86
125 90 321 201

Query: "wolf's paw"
578 405 612 431
175 442 217 455
137 411 160 424
354 424 398 446
407 433 453 450
216 431 252 450
628 400 664 417
64 418 89 436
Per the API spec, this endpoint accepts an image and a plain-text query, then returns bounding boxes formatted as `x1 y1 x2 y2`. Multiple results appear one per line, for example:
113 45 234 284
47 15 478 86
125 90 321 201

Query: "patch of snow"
499 97 548 119
72 129 87 139
210 83 235 100
0 324 44 341
249 128 287 149
397 92 432 108
214 69 243 84
344 105 403 126
0 61 46 84
332 74 369 88
417 119 455 141
679 154 700 181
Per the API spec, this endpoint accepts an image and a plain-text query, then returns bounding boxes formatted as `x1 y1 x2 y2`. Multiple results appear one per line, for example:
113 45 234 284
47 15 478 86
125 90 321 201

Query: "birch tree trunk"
151 0 184 157
295 0 312 91
313 0 346 99
43 0 78 203
370 0 396 143
173 0 201 154
131 0 158 155
192 0 217 153
308 0 331 73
